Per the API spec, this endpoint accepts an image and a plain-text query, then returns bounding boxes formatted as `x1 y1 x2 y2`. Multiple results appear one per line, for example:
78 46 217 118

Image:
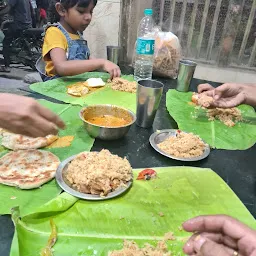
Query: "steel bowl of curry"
79 104 136 140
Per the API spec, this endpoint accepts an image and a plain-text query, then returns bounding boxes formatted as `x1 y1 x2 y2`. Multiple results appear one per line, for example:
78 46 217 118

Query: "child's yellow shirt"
42 27 80 76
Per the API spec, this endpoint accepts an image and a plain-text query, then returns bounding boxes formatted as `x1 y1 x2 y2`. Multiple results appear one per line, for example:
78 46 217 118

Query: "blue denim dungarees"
36 22 90 81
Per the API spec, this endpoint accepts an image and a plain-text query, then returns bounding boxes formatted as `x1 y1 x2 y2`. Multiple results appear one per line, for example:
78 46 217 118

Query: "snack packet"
153 31 181 78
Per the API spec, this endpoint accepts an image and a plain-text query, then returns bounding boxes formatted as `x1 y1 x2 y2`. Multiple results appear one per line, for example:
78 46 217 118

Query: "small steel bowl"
79 104 136 140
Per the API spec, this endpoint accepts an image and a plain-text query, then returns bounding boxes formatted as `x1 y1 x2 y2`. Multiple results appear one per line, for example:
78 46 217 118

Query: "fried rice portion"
192 93 242 127
207 108 242 127
65 149 132 196
109 239 171 256
192 93 214 108
157 131 206 158
110 78 137 93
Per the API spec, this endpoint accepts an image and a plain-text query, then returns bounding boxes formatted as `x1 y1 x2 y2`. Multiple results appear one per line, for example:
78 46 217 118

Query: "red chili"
137 169 157 180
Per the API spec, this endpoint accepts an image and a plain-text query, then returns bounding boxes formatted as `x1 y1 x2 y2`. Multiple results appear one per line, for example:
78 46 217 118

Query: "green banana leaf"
166 89 256 150
79 86 136 112
11 167 256 256
0 99 95 216
38 100 95 161
0 180 61 217
30 72 137 112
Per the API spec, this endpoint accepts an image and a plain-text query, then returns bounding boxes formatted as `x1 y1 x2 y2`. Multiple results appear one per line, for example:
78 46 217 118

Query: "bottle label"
136 38 155 55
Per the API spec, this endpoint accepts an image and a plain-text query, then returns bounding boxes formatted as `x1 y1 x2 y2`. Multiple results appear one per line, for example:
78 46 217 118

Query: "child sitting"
38 0 121 81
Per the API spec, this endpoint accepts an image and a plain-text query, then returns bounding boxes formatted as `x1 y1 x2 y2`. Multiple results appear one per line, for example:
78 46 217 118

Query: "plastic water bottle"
134 9 155 81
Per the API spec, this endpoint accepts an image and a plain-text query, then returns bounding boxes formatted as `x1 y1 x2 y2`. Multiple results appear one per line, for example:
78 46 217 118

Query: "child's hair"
48 0 97 23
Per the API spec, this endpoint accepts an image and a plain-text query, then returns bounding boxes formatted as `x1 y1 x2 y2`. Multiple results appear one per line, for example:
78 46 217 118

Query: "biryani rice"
157 132 206 158
192 93 242 127
109 240 171 256
110 78 137 93
207 108 242 127
65 149 132 196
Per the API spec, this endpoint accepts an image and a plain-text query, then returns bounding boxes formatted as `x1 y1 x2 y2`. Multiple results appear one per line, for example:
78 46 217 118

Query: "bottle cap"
144 9 153 16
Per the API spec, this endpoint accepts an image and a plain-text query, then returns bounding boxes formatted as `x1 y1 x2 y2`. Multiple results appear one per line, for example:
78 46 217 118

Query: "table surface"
0 73 255 256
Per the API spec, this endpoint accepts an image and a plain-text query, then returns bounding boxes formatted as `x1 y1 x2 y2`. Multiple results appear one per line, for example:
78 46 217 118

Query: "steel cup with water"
176 60 197 92
136 79 164 128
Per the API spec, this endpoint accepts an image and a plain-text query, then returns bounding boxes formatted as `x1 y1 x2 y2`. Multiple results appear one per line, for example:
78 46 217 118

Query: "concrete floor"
0 65 39 95
0 77 29 95
0 53 42 95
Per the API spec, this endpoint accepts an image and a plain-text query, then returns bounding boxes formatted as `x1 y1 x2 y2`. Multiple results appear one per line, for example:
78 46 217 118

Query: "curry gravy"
85 115 129 127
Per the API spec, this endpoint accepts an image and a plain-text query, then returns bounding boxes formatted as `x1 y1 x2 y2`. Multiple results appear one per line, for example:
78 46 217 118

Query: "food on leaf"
46 136 74 149
1 132 58 150
192 93 214 108
67 82 89 97
192 93 242 127
0 150 60 189
109 231 176 256
137 169 157 180
207 108 242 127
110 77 137 93
84 78 106 88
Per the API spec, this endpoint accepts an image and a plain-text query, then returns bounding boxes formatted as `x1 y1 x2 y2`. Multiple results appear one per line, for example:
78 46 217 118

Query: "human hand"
198 83 246 108
197 83 215 93
183 215 256 256
103 60 121 79
0 94 65 137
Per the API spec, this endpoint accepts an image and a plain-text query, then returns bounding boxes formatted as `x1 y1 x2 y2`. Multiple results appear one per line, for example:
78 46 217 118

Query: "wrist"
243 84 256 106
98 59 106 68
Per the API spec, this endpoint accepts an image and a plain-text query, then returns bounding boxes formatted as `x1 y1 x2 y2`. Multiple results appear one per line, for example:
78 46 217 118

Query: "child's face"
63 1 95 32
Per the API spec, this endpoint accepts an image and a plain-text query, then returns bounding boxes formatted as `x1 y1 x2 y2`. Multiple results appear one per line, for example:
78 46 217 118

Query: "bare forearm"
55 59 105 76
243 84 256 106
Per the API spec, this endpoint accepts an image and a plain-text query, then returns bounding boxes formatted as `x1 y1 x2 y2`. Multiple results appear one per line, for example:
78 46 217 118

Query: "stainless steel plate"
149 129 210 162
56 154 133 200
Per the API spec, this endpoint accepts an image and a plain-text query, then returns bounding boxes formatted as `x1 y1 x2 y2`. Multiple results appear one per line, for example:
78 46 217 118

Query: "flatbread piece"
67 82 89 97
0 150 60 189
1 132 58 151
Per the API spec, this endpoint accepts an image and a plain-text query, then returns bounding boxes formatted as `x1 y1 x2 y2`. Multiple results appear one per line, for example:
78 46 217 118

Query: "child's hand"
103 60 121 79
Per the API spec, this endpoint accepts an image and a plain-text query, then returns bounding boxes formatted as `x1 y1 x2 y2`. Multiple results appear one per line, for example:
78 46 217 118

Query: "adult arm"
0 94 65 137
